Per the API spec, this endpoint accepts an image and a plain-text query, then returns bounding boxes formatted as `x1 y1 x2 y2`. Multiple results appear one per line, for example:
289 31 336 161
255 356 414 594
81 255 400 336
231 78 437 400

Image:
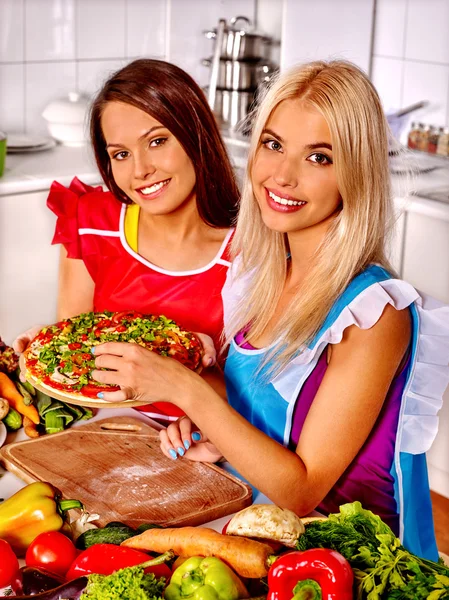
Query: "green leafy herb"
297 501 449 599
81 565 165 600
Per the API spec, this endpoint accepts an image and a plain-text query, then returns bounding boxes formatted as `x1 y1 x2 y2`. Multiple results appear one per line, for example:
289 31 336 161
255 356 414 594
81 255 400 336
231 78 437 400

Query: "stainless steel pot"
209 88 256 131
204 16 271 61
202 58 273 90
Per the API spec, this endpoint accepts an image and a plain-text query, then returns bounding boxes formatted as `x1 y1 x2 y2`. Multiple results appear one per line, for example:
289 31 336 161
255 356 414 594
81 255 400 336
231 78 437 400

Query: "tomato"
80 333 89 341
0 539 20 588
96 318 112 328
25 531 77 577
115 325 127 333
82 353 92 361
68 342 82 350
82 383 120 397
111 310 142 324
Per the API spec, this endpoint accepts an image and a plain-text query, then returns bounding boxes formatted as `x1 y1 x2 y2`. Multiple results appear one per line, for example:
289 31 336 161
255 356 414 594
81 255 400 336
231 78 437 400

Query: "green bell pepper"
164 556 249 600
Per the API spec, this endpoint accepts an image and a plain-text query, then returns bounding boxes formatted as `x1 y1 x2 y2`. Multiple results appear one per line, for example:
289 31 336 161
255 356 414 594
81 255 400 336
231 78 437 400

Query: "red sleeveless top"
47 177 233 421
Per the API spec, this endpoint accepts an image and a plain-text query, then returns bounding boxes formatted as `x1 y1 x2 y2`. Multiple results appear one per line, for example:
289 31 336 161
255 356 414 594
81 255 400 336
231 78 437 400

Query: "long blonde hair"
226 60 396 371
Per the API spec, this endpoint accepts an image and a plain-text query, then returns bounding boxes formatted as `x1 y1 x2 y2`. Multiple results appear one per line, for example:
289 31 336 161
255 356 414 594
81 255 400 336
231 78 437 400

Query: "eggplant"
11 566 65 595
0 576 88 599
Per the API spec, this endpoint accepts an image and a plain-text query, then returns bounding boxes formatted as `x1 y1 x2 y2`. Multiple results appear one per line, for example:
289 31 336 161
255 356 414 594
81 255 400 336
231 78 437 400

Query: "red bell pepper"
65 543 172 582
267 549 353 600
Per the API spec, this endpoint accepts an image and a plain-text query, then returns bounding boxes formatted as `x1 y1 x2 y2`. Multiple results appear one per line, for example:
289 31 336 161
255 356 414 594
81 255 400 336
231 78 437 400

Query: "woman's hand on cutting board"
159 416 223 463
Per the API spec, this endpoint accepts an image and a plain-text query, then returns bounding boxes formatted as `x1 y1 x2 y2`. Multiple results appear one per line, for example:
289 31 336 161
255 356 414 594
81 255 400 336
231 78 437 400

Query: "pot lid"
205 15 271 41
42 92 90 124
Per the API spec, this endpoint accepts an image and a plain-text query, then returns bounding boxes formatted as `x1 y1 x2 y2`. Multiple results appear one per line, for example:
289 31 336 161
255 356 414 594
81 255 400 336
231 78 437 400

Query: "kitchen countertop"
1 138 449 222
0 135 250 197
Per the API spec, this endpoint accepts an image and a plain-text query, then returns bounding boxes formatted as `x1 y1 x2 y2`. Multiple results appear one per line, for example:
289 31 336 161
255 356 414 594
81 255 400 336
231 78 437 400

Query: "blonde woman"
91 60 449 560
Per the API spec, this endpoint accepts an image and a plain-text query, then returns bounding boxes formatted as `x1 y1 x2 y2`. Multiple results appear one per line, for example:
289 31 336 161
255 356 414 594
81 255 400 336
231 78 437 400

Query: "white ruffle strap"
223 263 449 455
286 279 449 455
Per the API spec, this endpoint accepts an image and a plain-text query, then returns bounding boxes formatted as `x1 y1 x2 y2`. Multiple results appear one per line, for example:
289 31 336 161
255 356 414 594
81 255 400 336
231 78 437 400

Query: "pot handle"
229 15 252 30
203 29 217 39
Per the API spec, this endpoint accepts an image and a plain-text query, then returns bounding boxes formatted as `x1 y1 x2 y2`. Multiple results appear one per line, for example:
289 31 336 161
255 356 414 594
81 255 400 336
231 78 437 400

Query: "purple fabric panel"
234 330 253 349
289 349 409 535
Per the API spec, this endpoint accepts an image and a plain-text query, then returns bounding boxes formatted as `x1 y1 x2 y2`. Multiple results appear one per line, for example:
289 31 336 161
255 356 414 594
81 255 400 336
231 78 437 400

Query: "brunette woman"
14 58 239 422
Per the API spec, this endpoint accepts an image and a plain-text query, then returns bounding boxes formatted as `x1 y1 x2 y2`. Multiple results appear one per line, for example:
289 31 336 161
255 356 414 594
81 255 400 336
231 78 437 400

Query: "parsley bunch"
297 501 449 599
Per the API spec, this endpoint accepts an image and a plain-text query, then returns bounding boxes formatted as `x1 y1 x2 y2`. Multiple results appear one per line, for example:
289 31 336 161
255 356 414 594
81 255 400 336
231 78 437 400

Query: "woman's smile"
265 187 307 212
135 178 171 200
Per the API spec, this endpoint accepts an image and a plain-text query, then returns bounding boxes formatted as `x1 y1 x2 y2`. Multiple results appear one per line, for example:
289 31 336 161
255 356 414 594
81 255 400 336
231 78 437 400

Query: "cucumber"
136 523 164 533
75 525 137 549
3 407 22 431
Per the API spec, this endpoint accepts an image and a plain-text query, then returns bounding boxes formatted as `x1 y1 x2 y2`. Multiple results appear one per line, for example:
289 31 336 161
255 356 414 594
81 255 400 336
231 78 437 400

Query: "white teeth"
268 191 305 206
140 179 169 195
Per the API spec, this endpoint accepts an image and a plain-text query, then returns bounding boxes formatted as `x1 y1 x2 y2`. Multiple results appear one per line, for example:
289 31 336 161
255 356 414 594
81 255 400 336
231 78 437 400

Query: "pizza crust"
19 355 151 409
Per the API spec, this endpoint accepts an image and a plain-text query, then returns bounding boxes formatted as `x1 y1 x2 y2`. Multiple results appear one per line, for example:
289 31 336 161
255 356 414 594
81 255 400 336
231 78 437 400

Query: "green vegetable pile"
297 501 449 599
81 564 165 600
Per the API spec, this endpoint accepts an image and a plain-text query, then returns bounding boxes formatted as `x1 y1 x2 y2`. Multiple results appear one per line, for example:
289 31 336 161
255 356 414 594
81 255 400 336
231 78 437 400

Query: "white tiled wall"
0 0 263 136
372 0 449 142
281 0 375 74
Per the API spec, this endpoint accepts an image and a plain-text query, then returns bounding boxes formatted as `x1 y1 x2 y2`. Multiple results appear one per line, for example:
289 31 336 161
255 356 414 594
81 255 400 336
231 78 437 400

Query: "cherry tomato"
0 539 20 588
68 342 82 350
96 319 112 328
80 333 89 341
82 353 92 361
115 325 127 333
25 531 77 577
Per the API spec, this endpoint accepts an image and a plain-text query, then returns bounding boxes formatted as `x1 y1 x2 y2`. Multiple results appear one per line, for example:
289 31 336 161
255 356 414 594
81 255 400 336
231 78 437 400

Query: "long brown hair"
90 59 239 228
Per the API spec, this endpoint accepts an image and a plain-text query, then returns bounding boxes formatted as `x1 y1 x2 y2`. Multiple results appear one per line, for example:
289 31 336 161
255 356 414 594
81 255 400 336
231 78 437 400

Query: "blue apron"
224 265 439 561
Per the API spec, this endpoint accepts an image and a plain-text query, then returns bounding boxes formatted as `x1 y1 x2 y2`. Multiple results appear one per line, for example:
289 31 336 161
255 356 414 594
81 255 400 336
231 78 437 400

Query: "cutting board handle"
99 422 143 431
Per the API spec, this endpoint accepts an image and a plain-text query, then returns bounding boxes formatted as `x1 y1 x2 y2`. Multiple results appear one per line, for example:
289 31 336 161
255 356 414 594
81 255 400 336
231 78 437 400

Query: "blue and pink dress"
222 263 449 561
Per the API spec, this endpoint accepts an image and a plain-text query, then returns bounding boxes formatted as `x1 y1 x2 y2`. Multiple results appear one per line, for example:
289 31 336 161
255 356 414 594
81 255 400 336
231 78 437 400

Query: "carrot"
121 526 276 578
23 415 40 438
0 373 39 424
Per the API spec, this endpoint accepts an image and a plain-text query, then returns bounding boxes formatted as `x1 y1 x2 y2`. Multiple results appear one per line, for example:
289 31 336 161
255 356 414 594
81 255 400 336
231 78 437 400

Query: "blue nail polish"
177 446 185 457
169 449 178 460
97 392 104 399
91 346 96 354
192 432 201 441
184 440 190 450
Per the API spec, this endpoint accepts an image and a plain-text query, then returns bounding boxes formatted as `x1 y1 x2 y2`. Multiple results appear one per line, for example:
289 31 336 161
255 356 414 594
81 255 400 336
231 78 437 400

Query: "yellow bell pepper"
0 481 83 555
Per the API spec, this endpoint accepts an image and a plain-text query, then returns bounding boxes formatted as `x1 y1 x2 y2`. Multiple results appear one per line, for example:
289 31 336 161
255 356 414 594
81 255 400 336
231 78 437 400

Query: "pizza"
23 311 203 399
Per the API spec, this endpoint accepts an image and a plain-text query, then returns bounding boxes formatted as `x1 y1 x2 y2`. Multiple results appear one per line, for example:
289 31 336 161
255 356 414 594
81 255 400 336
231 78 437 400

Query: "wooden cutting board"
0 416 252 527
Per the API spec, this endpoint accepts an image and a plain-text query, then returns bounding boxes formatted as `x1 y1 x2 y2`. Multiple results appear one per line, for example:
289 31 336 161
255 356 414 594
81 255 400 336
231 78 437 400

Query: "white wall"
0 0 262 136
281 0 375 74
371 0 449 141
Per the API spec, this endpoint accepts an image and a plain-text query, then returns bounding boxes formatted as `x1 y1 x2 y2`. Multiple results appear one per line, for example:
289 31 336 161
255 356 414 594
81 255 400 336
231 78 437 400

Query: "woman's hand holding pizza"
194 332 216 368
91 341 202 404
13 324 45 354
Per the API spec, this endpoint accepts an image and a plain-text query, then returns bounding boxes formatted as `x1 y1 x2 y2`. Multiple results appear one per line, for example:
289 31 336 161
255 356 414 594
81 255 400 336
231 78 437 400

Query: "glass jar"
417 123 431 152
428 126 439 153
436 126 449 157
407 121 420 150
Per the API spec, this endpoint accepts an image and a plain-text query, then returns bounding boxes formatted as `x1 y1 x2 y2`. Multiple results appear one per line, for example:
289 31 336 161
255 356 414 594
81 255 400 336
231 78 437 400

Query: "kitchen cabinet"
398 198 449 499
0 190 60 345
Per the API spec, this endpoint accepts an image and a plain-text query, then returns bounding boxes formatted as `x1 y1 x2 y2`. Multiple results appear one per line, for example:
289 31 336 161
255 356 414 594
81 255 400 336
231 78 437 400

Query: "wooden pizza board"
19 354 150 409
0 416 252 527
